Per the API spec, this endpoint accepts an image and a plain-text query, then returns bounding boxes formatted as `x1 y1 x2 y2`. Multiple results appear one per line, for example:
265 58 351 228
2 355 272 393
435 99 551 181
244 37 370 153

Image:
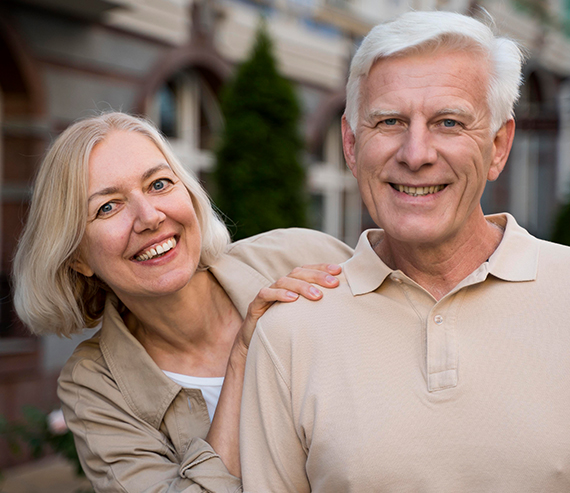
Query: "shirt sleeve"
58 357 243 493
240 322 310 493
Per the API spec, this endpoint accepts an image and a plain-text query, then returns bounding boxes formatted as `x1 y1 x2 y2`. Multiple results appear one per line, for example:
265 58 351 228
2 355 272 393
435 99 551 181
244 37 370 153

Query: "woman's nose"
132 197 166 233
395 122 437 171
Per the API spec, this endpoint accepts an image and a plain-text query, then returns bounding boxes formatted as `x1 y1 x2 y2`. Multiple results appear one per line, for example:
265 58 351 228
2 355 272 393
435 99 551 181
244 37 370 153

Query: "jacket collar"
344 213 539 297
98 250 270 428
99 294 181 429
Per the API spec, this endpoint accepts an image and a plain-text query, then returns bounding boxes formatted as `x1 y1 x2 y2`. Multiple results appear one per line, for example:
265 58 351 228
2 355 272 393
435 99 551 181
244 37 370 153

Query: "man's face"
343 49 513 248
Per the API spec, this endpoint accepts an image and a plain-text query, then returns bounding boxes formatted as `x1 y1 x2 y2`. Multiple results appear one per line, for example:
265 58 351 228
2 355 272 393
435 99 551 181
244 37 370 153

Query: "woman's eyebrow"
87 163 171 204
88 186 120 204
141 163 171 182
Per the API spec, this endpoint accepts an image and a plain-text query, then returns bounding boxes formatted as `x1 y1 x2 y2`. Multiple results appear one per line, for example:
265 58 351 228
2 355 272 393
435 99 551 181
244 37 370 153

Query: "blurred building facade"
1 0 569 468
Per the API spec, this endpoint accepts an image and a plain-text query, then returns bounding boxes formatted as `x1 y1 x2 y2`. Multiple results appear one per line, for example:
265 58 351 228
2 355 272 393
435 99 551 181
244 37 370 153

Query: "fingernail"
309 287 321 298
328 264 340 271
286 291 299 300
325 275 336 284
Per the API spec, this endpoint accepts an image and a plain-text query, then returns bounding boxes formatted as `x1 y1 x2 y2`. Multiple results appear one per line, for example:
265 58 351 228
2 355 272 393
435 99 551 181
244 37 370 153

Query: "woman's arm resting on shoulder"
205 263 341 477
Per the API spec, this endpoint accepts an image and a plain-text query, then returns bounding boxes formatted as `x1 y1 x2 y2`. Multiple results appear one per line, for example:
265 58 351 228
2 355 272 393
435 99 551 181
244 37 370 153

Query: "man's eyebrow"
367 109 402 120
434 107 472 118
87 163 172 204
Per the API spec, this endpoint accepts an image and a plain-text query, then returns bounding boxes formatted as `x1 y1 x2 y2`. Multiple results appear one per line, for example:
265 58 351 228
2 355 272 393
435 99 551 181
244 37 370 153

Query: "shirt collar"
343 213 539 297
485 213 539 282
99 294 181 429
343 229 393 296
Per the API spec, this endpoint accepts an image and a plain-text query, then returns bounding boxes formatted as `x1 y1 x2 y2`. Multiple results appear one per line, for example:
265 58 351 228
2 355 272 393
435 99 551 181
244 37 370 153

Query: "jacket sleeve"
58 352 242 493
226 228 353 282
240 322 310 493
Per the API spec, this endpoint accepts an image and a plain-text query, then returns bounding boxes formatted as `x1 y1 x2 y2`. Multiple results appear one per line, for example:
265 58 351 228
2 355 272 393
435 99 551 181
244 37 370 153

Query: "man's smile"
389 183 447 196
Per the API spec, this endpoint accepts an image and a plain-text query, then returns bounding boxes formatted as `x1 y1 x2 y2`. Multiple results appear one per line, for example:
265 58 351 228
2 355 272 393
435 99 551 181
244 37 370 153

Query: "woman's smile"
134 236 178 262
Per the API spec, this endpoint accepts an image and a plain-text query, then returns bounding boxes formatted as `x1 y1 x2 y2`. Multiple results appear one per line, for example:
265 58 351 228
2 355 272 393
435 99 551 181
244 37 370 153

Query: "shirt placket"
394 273 467 393
426 290 466 392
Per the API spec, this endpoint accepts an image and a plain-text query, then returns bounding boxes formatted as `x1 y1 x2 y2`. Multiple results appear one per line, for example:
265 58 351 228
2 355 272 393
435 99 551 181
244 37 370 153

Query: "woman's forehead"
87 131 170 185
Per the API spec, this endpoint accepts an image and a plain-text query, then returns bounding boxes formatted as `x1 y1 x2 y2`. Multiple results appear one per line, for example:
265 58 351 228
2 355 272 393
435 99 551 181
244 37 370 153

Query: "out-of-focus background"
0 0 569 490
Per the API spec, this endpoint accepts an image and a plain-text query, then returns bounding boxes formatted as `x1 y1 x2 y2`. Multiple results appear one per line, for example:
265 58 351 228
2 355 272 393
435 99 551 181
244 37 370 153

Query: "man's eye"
443 119 458 127
383 118 398 126
152 179 170 191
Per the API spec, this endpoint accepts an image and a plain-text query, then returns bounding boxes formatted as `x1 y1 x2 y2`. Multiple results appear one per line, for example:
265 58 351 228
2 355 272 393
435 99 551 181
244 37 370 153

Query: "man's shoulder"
256 273 355 345
538 238 570 255
535 239 570 285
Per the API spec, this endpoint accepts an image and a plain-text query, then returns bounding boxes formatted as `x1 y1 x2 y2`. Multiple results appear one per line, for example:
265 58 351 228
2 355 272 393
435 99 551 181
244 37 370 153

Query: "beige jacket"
58 229 353 493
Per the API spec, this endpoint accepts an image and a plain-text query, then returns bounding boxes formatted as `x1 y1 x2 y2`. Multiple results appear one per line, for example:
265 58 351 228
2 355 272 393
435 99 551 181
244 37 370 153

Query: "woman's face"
73 130 202 304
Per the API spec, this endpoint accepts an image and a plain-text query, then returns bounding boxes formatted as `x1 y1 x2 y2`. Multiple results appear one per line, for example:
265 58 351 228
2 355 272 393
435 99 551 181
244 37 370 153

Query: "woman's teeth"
393 184 446 196
136 237 177 261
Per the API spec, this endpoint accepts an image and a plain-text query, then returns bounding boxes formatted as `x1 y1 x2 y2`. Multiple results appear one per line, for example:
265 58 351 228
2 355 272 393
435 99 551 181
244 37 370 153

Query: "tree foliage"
552 197 570 246
214 21 306 240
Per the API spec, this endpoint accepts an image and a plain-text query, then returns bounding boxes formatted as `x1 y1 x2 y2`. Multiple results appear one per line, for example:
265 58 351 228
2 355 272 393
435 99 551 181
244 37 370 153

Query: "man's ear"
488 119 515 182
71 256 94 277
341 114 358 178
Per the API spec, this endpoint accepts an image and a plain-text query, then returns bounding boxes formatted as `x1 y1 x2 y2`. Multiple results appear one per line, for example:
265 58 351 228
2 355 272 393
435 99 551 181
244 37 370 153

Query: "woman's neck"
122 270 243 377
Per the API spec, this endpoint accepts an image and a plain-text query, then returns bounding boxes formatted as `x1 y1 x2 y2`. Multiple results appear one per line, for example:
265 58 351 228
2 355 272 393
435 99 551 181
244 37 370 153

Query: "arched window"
309 114 362 246
149 68 223 177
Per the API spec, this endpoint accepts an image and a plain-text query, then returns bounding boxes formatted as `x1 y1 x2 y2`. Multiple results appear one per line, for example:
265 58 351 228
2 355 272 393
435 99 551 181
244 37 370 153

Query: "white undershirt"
163 370 224 423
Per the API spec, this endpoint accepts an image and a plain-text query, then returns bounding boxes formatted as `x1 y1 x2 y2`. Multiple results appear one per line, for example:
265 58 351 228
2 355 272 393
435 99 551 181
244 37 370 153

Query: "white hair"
345 11 526 134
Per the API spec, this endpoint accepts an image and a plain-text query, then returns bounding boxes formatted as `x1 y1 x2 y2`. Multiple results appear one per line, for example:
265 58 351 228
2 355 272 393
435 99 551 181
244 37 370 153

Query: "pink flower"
47 409 68 435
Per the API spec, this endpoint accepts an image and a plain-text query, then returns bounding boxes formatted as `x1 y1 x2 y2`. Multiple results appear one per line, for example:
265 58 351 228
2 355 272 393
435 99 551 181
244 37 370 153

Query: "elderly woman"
13 112 352 492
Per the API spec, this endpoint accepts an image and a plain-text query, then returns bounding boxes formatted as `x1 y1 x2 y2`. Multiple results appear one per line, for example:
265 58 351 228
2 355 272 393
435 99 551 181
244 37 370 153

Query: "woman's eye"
97 202 114 216
151 179 171 191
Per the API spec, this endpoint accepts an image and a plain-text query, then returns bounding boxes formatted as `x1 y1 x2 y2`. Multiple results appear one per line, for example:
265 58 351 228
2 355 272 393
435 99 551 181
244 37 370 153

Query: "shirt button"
434 315 444 325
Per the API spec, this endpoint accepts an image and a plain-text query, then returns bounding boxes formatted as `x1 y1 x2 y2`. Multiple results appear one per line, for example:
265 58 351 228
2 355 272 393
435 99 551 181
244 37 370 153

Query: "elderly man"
240 10 570 492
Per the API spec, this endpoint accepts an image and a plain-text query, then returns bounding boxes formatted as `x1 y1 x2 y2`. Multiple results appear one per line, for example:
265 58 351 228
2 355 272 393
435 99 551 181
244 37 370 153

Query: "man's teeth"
396 184 445 196
136 238 177 261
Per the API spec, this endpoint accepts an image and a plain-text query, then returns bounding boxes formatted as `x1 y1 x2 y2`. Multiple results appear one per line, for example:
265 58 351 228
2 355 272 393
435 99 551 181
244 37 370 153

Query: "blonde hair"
13 112 230 337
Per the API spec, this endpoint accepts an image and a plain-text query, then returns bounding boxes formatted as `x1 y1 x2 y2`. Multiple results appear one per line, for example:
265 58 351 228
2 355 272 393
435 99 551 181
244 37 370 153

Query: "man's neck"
375 215 504 301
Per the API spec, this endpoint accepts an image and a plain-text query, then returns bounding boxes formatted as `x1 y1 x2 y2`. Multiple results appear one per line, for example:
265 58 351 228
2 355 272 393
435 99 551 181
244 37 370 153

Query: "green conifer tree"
214 21 306 240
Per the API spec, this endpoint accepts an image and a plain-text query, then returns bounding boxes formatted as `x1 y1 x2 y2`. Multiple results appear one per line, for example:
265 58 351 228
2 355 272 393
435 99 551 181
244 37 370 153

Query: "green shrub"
552 197 570 246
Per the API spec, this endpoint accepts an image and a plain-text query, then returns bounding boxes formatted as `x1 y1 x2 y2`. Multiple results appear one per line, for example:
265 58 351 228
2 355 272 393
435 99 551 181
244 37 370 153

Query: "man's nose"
132 197 166 233
395 122 437 171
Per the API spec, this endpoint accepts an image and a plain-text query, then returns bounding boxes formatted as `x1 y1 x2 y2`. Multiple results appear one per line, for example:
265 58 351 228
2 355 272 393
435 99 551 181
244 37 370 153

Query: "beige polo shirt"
241 214 570 492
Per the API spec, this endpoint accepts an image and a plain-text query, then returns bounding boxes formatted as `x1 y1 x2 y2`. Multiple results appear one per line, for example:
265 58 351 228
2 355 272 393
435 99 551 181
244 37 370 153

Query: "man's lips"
390 183 447 196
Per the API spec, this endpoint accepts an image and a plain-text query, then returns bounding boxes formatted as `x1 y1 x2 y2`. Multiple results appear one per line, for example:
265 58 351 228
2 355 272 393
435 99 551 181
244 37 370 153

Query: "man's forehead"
361 50 490 106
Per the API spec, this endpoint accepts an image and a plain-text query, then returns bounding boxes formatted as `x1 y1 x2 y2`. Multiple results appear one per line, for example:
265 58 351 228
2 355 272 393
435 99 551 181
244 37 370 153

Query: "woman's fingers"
238 264 343 349
286 264 342 284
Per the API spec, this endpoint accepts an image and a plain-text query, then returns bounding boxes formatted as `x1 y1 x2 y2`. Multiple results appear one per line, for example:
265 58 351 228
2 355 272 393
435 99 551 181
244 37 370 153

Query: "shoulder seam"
254 321 292 393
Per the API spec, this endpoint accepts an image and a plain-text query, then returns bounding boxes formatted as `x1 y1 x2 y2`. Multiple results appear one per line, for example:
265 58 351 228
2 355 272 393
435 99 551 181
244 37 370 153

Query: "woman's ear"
71 257 94 277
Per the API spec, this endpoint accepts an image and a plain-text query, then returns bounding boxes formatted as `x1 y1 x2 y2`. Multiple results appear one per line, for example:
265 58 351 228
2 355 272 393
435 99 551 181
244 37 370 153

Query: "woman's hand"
234 263 342 355
210 263 342 477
